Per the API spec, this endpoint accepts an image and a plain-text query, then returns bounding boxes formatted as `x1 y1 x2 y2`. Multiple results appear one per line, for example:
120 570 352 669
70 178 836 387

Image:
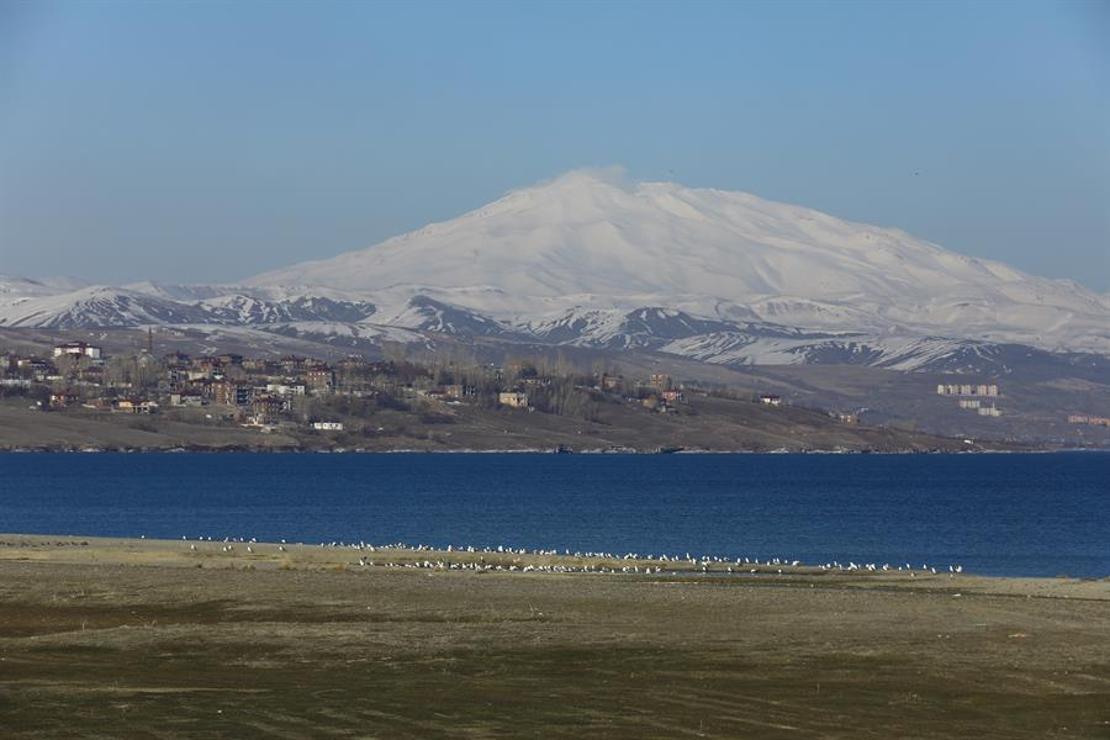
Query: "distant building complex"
1068 414 1110 427
938 382 1002 418
937 384 998 397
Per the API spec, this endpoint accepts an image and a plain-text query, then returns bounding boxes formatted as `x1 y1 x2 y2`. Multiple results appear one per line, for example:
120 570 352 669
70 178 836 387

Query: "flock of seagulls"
178 535 966 578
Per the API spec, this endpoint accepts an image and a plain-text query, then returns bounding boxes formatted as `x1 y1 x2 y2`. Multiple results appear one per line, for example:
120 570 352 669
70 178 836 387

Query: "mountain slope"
0 287 214 329
1 171 1106 380
247 169 1109 353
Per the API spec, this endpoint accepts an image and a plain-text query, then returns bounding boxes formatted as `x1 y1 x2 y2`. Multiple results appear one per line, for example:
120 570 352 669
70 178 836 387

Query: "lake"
0 452 1106 577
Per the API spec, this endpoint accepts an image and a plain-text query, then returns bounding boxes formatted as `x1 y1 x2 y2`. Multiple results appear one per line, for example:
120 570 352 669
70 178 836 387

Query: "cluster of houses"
937 382 1002 418
1 341 731 429
1068 414 1110 428
490 369 688 415
1 342 349 428
639 373 685 413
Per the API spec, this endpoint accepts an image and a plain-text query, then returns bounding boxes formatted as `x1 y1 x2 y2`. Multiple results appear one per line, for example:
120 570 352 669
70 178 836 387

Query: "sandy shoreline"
2 533 1108 737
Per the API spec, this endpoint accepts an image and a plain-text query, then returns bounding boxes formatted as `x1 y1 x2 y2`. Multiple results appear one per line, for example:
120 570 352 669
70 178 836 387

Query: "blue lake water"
0 452 1106 578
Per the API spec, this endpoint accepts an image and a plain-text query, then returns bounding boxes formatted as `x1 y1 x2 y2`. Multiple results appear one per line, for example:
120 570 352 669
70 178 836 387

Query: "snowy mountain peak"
2 170 1107 365
244 169 1108 353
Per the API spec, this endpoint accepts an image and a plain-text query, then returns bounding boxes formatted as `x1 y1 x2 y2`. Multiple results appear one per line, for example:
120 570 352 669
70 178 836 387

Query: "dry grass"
0 536 1107 737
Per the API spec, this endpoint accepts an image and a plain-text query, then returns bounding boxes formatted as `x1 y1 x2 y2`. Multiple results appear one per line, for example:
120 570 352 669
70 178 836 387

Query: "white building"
498 391 529 409
266 383 307 396
169 393 205 407
53 342 102 360
938 383 999 397
312 421 344 431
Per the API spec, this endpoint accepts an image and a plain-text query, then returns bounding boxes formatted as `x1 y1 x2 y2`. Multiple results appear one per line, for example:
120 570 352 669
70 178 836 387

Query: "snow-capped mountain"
0 274 88 297
196 294 378 325
0 286 377 329
373 295 516 337
523 307 789 350
248 168 1110 353
0 286 215 329
2 169 1107 376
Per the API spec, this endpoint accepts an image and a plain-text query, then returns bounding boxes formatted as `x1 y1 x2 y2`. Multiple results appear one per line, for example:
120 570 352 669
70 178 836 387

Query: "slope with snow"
0 286 378 329
247 169 1110 353
2 170 1107 377
0 287 215 329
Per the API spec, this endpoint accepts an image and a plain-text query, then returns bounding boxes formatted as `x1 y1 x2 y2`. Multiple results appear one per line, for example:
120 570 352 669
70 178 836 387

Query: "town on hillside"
9 337 1088 452
0 339 808 433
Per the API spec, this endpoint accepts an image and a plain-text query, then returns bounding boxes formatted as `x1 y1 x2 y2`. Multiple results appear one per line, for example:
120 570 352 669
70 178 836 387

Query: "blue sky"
1 0 1107 289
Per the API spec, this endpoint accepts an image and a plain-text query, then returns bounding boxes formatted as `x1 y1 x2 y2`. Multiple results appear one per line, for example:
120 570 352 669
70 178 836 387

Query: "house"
498 391 529 409
661 389 683 403
49 391 79 409
251 394 287 423
169 392 206 407
600 373 623 392
266 383 306 396
958 399 981 409
336 356 370 372
937 383 999 397
311 421 344 431
1067 414 1110 427
759 394 783 407
15 357 54 380
649 373 672 391
642 395 675 413
166 367 190 386
111 398 137 413
977 405 1001 417
281 356 308 374
112 399 159 414
305 366 335 392
442 384 477 400
212 381 252 406
163 351 191 367
53 342 102 360
243 358 280 374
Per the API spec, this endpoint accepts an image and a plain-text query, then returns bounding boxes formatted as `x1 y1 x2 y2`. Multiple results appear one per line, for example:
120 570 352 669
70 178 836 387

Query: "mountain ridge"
1 170 1107 375
242 169 1109 353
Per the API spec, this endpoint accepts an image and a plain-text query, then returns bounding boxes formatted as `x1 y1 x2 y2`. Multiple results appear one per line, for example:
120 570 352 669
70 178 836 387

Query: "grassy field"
0 392 978 453
0 535 1107 737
